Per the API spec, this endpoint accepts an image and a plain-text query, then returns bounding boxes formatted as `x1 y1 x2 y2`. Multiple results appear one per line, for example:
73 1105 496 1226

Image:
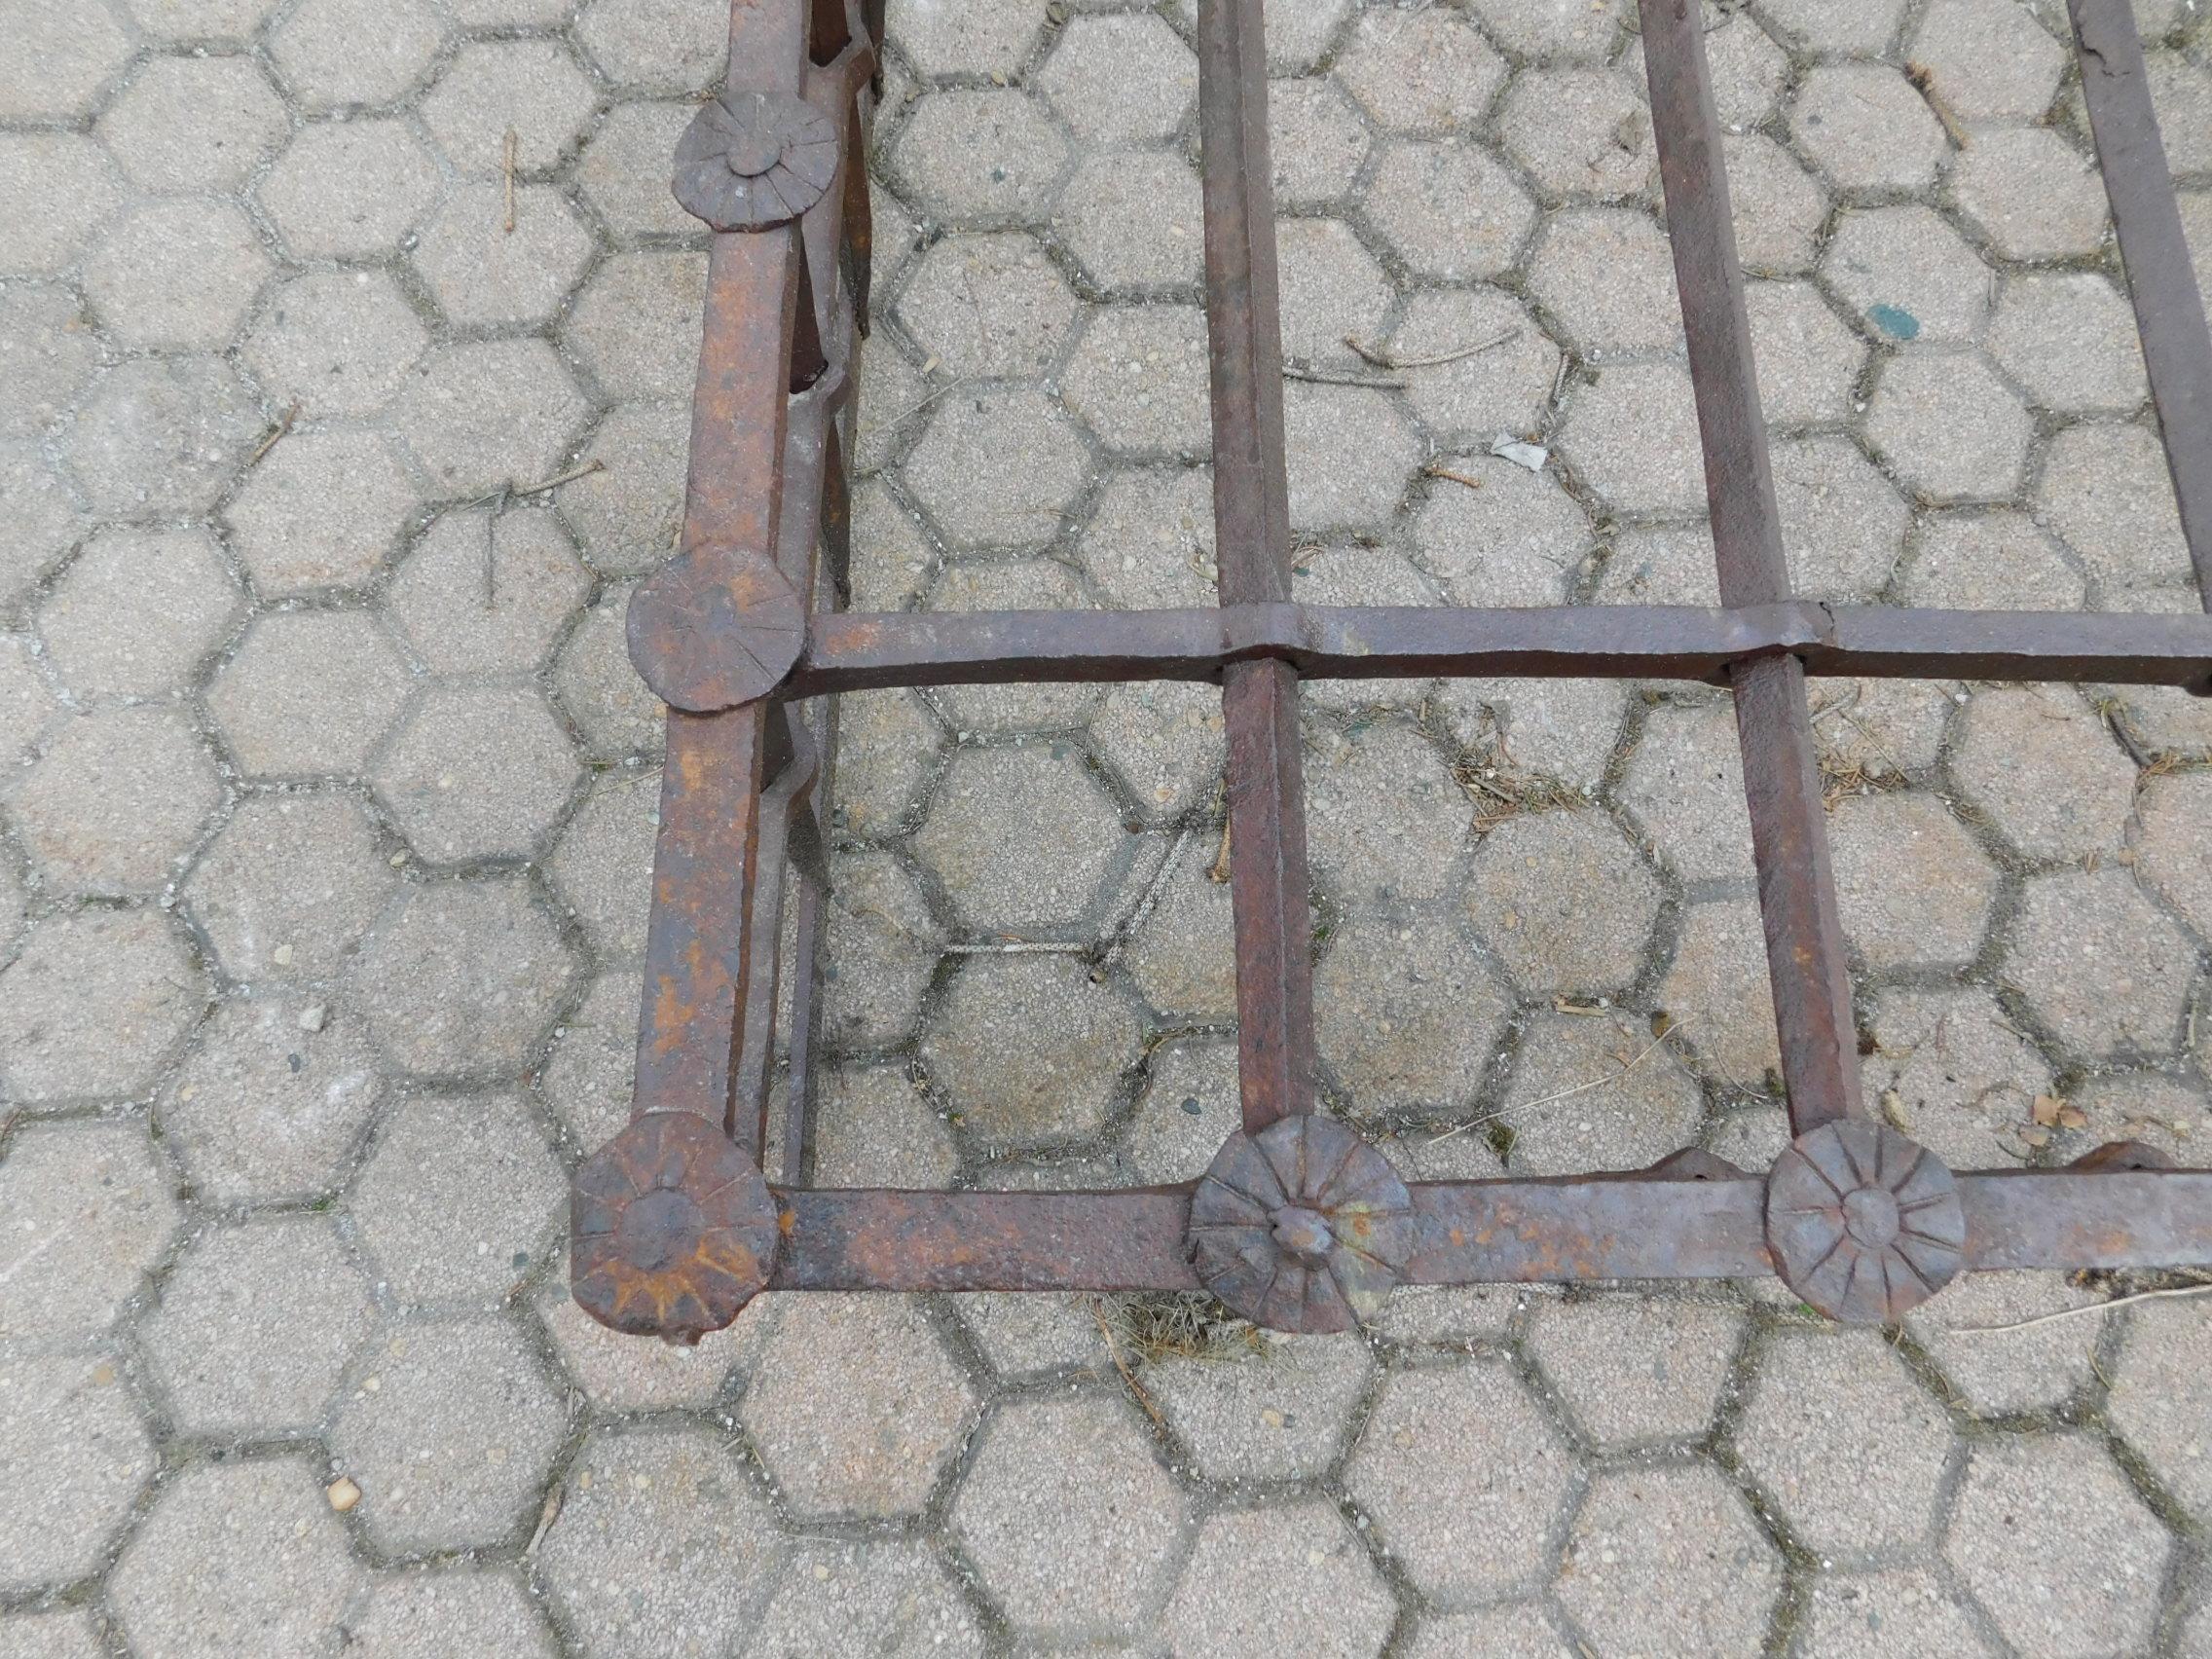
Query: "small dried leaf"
2031 1093 2065 1127
2056 1105 2088 1129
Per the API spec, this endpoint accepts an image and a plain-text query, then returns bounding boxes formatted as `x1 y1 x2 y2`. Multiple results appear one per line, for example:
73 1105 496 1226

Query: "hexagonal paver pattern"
111 1458 364 1658
329 1316 565 1554
1556 1463 1781 1658
739 1295 977 1519
2005 869 2196 1060
207 610 414 778
9 706 219 898
1366 141 1535 280
1148 1334 1373 1484
950 1391 1191 1640
911 743 1131 933
373 685 581 863
351 1094 564 1305
38 528 239 696
1827 793 1998 973
1346 1358 1578 1606
1734 1332 1954 1561
1316 909 1512 1115
918 952 1140 1152
1161 1499 1397 1659
747 1538 985 1658
1944 1436 2170 1659
0 1348 155 1593
2107 1300 2212 1521
183 794 397 984
1466 810 1661 994
226 429 419 598
0 912 205 1106
1527 1295 1745 1448
349 879 576 1075
904 389 1088 549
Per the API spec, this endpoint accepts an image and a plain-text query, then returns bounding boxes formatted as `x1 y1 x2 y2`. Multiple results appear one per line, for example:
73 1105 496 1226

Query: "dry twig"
1344 327 1519 371
1946 1279 2212 1334
1429 1024 1688 1145
1283 361 1405 389
1905 62 1971 149
502 129 519 232
1093 1305 1167 1428
523 1483 564 1557
1422 461 1487 492
248 401 300 464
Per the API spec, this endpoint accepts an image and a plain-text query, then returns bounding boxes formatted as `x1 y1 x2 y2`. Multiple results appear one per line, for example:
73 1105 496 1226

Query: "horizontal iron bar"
765 1169 2212 1292
776 604 2212 696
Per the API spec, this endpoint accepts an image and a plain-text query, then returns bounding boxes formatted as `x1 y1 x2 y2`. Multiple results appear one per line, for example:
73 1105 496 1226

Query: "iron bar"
1196 0 1314 1134
769 603 2212 697
2069 0 2212 596
1640 0 1862 1134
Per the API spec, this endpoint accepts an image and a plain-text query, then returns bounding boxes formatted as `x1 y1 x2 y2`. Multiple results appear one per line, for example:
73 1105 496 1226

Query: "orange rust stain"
1448 1227 1466 1248
777 1209 796 1236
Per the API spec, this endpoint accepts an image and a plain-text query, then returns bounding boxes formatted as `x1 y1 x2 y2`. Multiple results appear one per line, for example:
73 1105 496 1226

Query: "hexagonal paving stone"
1658 897 1780 1090
1798 1569 1999 1659
891 89 1069 225
1735 1330 1954 1559
0 0 129 119
1270 78 1371 208
1466 809 1661 994
747 1537 985 1658
1909 0 2065 122
65 356 265 517
0 1348 154 1594
398 338 592 498
575 101 698 240
1276 217 1392 369
1556 1462 1781 1658
898 232 1081 381
1820 206 1991 348
1618 699 1755 884
0 132 123 278
112 1458 366 1655
1944 1436 2170 1659
226 429 419 598
349 879 576 1075
2036 422 2194 594
918 953 1141 1152
1 452 84 615
809 847 940 1049
38 528 240 696
1076 465 1217 609
341 1570 557 1658
1789 63 1946 194
9 706 219 899
1560 361 1706 517
96 55 287 193
1061 304 1211 457
328 1314 565 1554
1389 287 1559 442
1953 686 2135 862
1416 456 1592 608
811 1062 959 1188
1862 985 2052 1170
554 401 685 578
1468 0 1627 60
1864 351 2033 505
0 908 203 1107
576 0 728 92
1501 1010 1708 1176
539 770 652 962
352 1094 564 1305
949 1391 1190 1639
157 996 385 1205
389 508 589 675
1901 509 2086 610
1338 5 1502 132
0 1121 179 1340
245 270 427 423
565 250 709 402
2105 1298 2212 1521
183 793 397 986
1284 382 1419 533
1365 140 1535 279
1749 281 1866 429
1987 274 2146 418
1037 13 1196 143
1092 679 1226 824
738 1295 977 1519
2004 868 2195 1060
1155 1325 1376 1480
1307 723 1472 907
2136 768 2212 939
373 685 580 864
911 742 1131 933
269 0 444 106
0 286 97 439
413 185 594 330
554 584 665 760
889 0 1047 77
830 690 945 839
1160 1499 1397 1658
1774 435 1908 600
1526 1295 1745 1448
1903 1271 2109 1419
208 610 414 779
1498 68 1655 203
538 1426 783 1656
1346 1358 1579 1606
141 1215 374 1437
1056 148 1205 293
1528 207 1679 357
1948 126 2110 263
1827 792 1997 973
1315 908 1511 1116
422 39 597 174
1118 836 1233 1023
904 389 1088 549
259 119 442 260
538 969 635 1149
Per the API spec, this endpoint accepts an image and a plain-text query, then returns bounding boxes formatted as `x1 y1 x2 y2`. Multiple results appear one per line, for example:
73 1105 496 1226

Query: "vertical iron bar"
2068 0 2212 602
1638 0 1862 1132
1197 0 1314 1132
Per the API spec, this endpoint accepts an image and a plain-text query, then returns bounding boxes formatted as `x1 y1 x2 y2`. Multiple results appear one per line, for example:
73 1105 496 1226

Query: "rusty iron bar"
1196 0 1315 1136
2068 0 2212 595
754 603 2212 697
1641 0 1863 1140
573 0 2212 1344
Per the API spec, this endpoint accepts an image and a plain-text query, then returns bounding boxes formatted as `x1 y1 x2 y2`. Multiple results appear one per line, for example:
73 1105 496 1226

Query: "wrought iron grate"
572 0 2212 1342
